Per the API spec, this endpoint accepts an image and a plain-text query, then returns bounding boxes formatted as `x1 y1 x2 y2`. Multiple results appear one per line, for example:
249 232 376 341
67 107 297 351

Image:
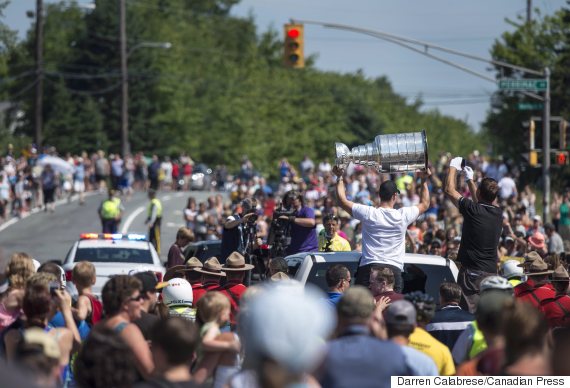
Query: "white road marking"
121 206 146 233
166 222 179 228
0 218 18 233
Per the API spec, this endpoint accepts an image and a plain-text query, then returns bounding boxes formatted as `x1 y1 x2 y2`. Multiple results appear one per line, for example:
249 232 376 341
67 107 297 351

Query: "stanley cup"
335 130 428 173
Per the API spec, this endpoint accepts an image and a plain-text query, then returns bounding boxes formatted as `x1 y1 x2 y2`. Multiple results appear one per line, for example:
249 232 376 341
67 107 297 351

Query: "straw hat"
222 252 254 271
551 265 570 282
194 257 226 277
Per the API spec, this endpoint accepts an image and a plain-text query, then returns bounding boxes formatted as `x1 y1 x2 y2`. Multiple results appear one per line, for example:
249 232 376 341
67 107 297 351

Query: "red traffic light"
556 152 567 165
287 28 300 39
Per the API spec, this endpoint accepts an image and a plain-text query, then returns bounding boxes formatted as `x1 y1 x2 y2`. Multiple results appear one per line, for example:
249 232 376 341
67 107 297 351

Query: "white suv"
63 233 165 297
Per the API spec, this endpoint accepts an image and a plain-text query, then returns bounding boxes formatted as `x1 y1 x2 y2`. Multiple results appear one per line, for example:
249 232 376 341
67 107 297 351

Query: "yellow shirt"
318 231 351 252
409 327 456 376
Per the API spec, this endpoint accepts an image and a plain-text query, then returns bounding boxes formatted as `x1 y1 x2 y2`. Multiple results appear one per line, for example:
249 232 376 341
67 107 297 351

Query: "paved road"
0 190 223 264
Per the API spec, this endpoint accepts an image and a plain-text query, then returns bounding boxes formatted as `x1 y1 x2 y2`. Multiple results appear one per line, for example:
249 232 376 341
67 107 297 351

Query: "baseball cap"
385 300 417 326
133 271 159 293
431 238 443 248
533 215 542 222
379 180 400 200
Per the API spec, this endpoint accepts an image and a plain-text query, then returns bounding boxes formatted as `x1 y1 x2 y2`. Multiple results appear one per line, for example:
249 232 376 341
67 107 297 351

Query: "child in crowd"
194 291 241 388
72 261 102 326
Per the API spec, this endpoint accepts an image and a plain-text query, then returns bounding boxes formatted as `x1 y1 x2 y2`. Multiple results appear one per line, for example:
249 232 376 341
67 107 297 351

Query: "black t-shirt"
135 378 198 388
133 311 160 341
457 197 502 273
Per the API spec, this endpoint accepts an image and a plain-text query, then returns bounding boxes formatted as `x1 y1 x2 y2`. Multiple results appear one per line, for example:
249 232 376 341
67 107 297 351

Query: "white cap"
533 215 542 222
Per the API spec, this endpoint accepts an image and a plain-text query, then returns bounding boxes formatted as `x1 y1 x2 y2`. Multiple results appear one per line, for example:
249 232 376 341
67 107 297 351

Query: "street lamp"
120 27 171 157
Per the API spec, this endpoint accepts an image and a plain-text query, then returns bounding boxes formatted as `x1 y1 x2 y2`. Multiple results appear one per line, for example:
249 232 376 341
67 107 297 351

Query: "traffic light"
556 151 568 166
560 119 568 150
529 150 538 167
284 23 304 68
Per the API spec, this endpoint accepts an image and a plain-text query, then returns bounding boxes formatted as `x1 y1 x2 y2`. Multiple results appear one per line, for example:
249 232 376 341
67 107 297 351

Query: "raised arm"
416 167 432 214
444 157 464 208
332 166 354 217
463 166 478 204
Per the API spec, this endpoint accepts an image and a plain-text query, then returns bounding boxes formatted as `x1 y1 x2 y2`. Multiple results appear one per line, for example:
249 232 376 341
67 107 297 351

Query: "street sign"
498 78 548 91
518 102 544 111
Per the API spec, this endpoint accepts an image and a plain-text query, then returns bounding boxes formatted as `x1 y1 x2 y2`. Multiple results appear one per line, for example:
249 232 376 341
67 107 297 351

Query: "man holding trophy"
333 131 431 292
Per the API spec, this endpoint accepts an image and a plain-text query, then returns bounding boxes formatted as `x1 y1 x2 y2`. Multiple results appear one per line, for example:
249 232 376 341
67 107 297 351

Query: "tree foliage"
1 0 480 176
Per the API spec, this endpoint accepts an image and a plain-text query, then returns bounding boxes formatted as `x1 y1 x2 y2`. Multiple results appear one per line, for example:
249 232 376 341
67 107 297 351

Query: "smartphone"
49 281 60 296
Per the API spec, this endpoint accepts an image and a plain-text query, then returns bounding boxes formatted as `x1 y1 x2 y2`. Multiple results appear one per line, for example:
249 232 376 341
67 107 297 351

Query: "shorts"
74 181 85 193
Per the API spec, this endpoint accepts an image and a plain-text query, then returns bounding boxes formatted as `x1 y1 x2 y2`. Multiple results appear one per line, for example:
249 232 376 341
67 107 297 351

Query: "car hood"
90 263 164 296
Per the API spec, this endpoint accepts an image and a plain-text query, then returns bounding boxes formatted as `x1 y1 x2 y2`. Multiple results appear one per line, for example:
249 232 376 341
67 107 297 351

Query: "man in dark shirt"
317 286 411 388
426 282 473 351
282 190 318 255
133 272 160 340
444 157 502 312
166 227 194 269
220 198 258 261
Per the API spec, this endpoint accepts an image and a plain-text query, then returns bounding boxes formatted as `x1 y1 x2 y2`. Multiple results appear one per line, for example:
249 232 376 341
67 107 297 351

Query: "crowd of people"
1 143 570 386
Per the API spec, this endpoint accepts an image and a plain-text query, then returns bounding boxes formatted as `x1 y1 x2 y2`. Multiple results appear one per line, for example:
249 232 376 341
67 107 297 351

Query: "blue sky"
5 0 567 131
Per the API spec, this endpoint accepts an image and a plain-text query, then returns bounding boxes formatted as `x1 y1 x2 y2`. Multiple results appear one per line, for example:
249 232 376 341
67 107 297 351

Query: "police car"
286 251 460 304
62 233 165 297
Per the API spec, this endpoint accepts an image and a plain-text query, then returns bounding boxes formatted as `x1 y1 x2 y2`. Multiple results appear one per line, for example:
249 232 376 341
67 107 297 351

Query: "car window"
403 263 455 301
74 247 153 264
305 261 360 291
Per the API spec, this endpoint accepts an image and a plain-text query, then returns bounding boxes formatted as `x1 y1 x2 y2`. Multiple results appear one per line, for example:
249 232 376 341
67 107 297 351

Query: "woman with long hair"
0 252 36 331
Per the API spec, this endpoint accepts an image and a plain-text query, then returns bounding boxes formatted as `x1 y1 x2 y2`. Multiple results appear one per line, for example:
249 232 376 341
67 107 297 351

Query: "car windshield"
75 247 153 264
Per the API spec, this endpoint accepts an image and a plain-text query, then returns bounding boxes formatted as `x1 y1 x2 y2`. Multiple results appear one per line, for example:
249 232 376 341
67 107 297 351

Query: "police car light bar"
80 233 147 241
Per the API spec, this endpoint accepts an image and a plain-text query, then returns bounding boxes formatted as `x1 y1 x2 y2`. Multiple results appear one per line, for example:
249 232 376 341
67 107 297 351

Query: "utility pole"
35 0 43 149
543 67 551 222
527 0 532 23
120 0 129 157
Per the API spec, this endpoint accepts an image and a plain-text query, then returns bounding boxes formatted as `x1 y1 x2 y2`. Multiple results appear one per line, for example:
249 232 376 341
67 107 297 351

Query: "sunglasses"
127 294 144 303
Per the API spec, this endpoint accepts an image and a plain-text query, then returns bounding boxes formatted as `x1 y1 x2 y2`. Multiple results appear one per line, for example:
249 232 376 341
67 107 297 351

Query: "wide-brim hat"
551 265 570 282
523 256 553 276
528 232 546 250
194 257 226 277
222 251 254 271
517 251 541 268
163 258 204 281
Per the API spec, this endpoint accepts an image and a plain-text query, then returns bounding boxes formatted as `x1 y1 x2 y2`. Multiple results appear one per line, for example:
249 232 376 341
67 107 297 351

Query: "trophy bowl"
335 130 428 173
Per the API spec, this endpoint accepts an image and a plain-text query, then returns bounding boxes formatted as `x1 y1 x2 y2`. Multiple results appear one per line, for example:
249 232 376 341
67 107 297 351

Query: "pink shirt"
0 302 20 332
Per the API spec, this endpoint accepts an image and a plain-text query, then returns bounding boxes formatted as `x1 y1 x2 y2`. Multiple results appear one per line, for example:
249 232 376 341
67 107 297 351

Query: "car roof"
285 251 452 267
77 240 151 249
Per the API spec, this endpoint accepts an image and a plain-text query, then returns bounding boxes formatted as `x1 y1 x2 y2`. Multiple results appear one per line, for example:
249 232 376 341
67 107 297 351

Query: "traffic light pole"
543 67 551 222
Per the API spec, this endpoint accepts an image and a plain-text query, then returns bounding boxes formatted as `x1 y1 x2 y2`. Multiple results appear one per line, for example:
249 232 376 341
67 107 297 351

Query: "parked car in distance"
285 251 459 304
63 233 165 297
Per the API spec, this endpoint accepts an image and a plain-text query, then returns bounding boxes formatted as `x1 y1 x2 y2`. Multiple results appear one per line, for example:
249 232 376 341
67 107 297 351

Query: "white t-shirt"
498 176 516 199
352 203 420 269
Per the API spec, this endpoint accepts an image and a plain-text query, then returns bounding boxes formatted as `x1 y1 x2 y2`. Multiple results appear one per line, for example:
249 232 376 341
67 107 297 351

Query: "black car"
184 239 222 263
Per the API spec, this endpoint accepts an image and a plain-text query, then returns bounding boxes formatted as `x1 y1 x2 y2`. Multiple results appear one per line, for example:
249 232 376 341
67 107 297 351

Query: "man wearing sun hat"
220 251 254 327
513 252 555 309
192 257 226 303
527 231 547 257
540 265 570 328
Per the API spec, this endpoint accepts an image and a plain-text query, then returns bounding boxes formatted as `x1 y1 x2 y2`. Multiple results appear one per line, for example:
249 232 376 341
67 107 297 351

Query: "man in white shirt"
498 173 517 201
333 166 431 292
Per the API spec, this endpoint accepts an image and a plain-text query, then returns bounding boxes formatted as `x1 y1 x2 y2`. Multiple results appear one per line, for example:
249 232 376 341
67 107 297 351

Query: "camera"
49 281 60 296
267 207 297 257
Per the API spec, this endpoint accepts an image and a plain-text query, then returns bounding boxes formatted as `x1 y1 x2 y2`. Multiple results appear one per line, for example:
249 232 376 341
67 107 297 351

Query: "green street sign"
517 102 544 111
498 78 548 91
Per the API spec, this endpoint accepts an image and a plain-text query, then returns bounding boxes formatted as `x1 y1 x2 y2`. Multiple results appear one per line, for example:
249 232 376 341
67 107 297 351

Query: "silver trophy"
335 130 428 172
